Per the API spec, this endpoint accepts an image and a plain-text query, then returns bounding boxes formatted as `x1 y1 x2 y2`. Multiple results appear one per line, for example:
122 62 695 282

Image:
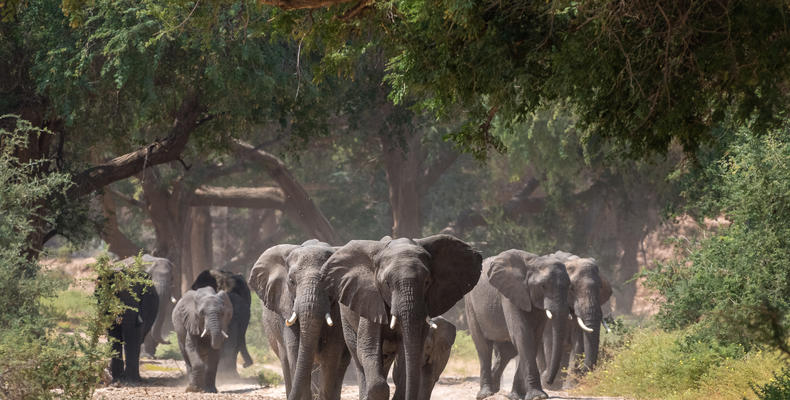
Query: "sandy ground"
92 359 624 400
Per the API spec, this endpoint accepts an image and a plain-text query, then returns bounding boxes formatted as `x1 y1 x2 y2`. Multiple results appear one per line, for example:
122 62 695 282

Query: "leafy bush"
574 328 785 400
753 367 790 400
645 129 790 353
0 117 143 398
257 368 283 387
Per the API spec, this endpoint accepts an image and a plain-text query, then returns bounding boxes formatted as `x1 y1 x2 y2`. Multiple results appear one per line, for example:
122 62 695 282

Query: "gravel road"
91 359 625 400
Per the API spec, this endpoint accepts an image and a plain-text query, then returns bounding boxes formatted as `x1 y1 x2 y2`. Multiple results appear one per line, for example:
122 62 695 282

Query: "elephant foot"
185 384 202 393
242 359 253 368
505 391 522 400
204 385 218 393
524 389 548 400
476 385 497 399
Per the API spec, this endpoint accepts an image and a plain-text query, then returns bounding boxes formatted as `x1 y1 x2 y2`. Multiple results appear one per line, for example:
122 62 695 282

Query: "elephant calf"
191 269 253 378
172 286 233 393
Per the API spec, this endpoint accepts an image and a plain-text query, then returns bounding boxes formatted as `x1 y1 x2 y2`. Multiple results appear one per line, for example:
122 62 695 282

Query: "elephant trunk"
207 316 224 350
582 322 601 371
152 282 171 343
395 283 425 400
543 306 568 385
289 281 326 400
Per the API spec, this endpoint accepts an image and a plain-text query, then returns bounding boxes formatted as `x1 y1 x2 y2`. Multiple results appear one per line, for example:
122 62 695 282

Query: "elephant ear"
248 244 299 319
486 250 534 312
218 290 234 328
417 234 483 317
599 276 613 305
174 290 202 336
191 269 218 291
321 240 388 324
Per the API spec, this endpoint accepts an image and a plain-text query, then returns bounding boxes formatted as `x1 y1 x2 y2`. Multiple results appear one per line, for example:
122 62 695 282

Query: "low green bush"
155 331 183 360
450 330 477 361
573 327 786 400
257 368 283 387
753 366 790 400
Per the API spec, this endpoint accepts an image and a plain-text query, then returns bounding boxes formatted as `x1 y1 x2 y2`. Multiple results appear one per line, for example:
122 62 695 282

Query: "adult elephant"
172 286 233 393
191 269 253 378
120 254 179 359
248 240 349 400
392 316 456 400
465 250 570 400
537 251 612 386
98 262 159 382
321 234 482 400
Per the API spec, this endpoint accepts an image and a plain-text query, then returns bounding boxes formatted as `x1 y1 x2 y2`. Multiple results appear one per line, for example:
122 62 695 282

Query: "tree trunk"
99 191 143 258
232 141 341 245
381 131 424 239
189 207 214 279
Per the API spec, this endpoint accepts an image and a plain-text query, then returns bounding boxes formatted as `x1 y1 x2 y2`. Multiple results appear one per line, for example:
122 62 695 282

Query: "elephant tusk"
389 315 397 330
170 296 177 304
221 330 229 339
285 312 297 327
577 317 594 333
568 313 573 321
602 320 612 333
325 313 334 327
426 317 438 329
201 328 208 338
137 315 143 324
545 310 553 320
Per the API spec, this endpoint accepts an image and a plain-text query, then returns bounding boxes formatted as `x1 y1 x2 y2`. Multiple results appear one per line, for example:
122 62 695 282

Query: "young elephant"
98 263 159 383
191 269 253 378
465 250 570 400
172 287 233 393
248 240 349 400
392 316 456 400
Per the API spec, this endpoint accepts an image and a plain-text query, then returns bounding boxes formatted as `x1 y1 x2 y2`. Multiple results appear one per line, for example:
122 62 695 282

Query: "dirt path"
92 359 624 400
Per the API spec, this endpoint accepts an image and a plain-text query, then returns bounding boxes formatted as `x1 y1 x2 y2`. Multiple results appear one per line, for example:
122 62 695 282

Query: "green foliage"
645 128 790 353
753 367 790 400
449 330 476 361
154 331 182 360
0 117 104 398
257 368 283 387
575 328 785 400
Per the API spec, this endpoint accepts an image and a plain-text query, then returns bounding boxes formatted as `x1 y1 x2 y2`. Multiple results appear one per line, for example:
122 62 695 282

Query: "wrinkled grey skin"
191 269 253 378
392 316 456 400
464 250 570 400
535 251 612 388
172 287 233 393
99 266 159 383
321 234 482 400
248 240 349 400
120 254 178 359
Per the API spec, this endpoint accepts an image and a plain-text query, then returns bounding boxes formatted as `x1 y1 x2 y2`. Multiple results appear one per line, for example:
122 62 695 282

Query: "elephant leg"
356 318 388 400
184 336 205 392
502 303 547 400
467 304 496 399
391 350 406 400
142 333 158 359
204 349 220 393
341 313 366 400
319 331 351 400
508 361 525 400
122 314 143 382
492 341 516 392
108 323 124 381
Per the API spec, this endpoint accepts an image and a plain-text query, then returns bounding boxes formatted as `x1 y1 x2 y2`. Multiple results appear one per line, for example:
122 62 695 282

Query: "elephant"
464 250 570 400
98 262 159 383
535 251 612 387
320 234 482 400
172 286 233 393
191 269 253 378
392 316 456 400
120 254 178 359
247 239 350 400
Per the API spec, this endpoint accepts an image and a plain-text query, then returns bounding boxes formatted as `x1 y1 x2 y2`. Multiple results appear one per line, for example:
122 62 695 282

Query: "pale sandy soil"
91 359 624 400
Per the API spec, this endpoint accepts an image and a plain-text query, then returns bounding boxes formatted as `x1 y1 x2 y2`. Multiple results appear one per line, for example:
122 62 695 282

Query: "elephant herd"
100 234 611 400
